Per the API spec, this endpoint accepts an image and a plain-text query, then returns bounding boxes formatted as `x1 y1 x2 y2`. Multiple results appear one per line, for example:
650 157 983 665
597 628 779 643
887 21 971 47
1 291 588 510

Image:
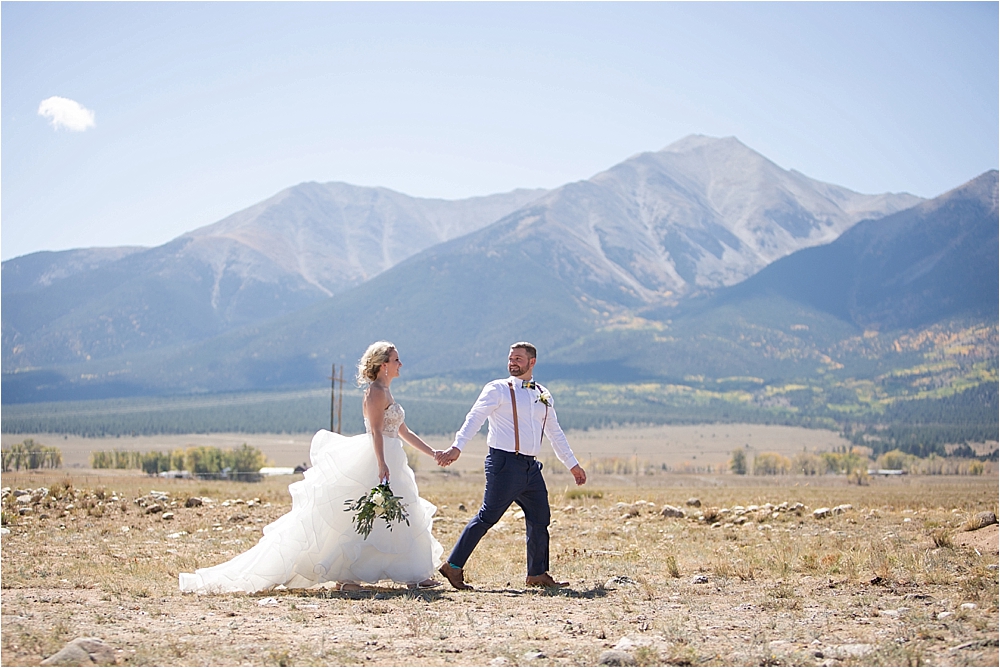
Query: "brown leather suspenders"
508 380 548 455
507 381 521 453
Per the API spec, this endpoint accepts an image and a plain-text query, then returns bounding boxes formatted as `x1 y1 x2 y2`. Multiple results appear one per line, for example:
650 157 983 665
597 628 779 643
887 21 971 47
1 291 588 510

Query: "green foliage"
875 449 914 471
581 456 664 475
343 482 409 539
820 449 869 475
1 439 62 471
729 448 747 475
1 322 995 459
89 444 267 480
792 451 824 475
226 444 268 482
751 452 791 475
1 389 355 437
845 383 998 458
90 450 143 469
184 446 224 476
140 451 175 475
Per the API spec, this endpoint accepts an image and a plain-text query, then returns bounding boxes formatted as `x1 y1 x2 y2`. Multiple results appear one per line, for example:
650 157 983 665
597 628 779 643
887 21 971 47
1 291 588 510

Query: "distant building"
157 470 191 478
259 467 297 476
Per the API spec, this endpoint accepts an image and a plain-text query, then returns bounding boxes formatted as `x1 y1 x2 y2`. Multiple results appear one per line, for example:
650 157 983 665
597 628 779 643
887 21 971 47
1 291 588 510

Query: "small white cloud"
38 96 96 132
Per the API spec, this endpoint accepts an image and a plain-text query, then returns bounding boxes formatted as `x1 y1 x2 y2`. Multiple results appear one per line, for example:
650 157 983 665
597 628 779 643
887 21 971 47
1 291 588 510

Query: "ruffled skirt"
179 430 443 593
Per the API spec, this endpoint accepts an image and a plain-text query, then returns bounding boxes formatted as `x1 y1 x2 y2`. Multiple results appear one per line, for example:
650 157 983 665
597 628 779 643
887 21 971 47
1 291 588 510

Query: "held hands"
435 446 461 467
570 465 587 486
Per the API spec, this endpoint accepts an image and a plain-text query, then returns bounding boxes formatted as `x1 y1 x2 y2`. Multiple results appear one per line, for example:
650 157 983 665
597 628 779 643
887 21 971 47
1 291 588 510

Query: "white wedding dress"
179 403 443 593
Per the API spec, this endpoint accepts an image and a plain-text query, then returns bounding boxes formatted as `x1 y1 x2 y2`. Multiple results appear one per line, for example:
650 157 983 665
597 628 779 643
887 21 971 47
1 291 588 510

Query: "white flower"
371 492 385 506
374 506 385 516
537 391 553 407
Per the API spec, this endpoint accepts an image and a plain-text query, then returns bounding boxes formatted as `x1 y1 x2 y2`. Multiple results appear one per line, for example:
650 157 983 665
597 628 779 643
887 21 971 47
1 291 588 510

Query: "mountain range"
552 169 998 382
2 184 546 367
718 169 999 331
4 135 995 403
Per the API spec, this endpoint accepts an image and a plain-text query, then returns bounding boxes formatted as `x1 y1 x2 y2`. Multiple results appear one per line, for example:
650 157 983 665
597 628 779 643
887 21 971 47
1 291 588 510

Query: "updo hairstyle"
356 341 396 386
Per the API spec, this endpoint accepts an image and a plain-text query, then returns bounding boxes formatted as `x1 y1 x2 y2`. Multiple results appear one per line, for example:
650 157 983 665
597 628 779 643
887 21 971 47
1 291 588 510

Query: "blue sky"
2 1 997 261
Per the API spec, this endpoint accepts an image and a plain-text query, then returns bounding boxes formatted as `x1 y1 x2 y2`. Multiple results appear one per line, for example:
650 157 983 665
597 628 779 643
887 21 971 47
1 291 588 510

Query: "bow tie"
522 380 537 390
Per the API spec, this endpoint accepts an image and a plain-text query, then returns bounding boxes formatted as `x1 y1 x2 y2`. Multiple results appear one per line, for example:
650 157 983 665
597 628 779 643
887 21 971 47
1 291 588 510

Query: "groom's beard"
508 363 527 376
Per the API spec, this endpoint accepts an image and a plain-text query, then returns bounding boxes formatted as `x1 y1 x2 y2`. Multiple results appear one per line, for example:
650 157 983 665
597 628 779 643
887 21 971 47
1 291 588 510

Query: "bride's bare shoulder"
364 383 391 409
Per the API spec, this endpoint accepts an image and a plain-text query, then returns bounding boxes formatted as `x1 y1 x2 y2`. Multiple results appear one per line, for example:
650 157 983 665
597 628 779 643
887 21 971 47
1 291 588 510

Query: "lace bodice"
364 403 405 438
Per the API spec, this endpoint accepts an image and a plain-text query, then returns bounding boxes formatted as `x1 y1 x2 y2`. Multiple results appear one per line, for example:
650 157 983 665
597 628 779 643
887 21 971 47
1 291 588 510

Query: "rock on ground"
41 638 116 666
660 505 685 518
598 650 636 666
833 643 874 659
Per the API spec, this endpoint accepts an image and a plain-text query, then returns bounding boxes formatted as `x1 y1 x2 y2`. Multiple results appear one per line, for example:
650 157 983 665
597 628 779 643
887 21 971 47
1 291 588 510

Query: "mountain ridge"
7 135 976 404
459 135 922 312
2 183 547 369
715 169 999 330
68 169 996 398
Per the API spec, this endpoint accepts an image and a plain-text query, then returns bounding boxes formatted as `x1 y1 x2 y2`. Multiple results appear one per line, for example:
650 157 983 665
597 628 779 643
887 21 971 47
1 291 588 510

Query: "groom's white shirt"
451 376 580 469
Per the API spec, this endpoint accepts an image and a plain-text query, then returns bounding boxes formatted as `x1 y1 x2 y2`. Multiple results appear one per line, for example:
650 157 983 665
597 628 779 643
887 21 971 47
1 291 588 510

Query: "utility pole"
336 364 344 434
330 364 345 434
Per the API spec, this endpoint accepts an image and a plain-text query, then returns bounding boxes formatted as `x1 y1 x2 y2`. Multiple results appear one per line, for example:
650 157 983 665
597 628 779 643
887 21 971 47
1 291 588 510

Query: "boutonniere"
536 390 552 407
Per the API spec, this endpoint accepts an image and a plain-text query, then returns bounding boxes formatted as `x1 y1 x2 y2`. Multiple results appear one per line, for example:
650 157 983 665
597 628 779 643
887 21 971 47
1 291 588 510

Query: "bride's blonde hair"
357 341 396 386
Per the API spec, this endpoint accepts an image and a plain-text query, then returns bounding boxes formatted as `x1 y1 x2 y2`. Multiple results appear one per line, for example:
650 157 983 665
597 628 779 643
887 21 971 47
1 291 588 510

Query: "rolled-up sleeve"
543 407 580 470
452 382 502 451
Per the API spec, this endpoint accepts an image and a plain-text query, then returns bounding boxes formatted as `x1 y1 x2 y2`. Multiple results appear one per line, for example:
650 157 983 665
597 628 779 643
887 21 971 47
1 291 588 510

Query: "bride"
179 341 444 593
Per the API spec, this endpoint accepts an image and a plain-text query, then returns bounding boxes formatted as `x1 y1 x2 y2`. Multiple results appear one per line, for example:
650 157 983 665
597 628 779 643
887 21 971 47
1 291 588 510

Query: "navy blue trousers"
447 448 551 576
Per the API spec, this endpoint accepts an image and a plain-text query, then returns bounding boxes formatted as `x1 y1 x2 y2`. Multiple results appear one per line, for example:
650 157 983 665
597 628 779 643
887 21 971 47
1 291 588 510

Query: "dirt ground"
2 467 998 667
952 524 998 554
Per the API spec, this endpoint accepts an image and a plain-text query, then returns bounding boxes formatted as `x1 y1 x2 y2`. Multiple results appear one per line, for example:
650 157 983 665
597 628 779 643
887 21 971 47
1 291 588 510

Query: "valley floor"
2 470 997 667
2 422 856 470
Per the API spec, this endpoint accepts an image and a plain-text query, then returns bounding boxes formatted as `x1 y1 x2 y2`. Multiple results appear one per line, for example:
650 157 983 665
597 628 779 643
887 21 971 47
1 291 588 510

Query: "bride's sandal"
408 578 442 590
335 582 365 592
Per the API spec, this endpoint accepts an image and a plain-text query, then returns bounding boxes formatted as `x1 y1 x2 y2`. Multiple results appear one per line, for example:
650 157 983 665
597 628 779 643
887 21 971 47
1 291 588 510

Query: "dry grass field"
3 423 855 471
2 459 997 667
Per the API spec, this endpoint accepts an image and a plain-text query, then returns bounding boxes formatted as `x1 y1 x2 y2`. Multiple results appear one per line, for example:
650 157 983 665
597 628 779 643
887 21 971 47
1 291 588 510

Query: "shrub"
931 528 953 548
729 448 747 475
752 452 791 475
792 451 824 475
226 444 267 482
565 488 603 500
819 449 870 475
184 446 224 476
875 449 914 471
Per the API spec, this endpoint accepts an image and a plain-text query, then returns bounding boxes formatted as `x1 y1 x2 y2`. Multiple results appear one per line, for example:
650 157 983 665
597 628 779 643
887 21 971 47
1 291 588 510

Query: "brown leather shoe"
439 563 473 590
525 572 569 588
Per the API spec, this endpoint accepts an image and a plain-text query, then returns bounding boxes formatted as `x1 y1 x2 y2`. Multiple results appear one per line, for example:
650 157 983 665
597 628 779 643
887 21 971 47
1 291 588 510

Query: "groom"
435 342 587 590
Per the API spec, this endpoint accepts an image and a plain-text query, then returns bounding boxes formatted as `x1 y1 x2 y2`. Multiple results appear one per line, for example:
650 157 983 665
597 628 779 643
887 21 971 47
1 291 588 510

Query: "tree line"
90 444 268 481
1 439 63 472
728 446 991 478
2 379 995 457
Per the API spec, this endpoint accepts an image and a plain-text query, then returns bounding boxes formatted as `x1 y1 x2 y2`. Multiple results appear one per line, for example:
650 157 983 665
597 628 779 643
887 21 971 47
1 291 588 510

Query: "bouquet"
344 482 410 539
